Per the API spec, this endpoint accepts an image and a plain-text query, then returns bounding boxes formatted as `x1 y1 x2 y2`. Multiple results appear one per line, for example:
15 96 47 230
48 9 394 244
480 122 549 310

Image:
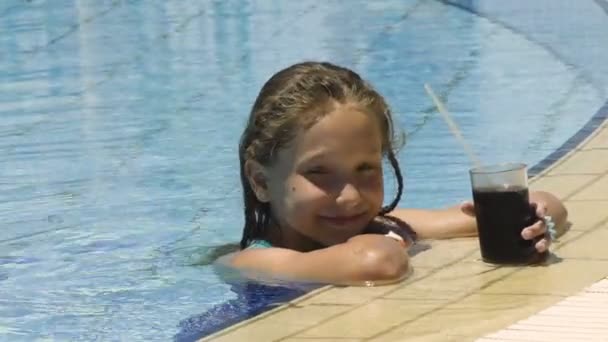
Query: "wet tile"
582 124 608 150
562 200 608 231
302 267 432 306
548 150 608 175
556 223 608 259
283 339 362 342
372 331 471 342
479 259 608 296
385 258 516 300
550 229 585 248
529 174 596 200
302 284 399 306
203 304 350 342
296 298 441 339
570 173 608 201
410 238 479 268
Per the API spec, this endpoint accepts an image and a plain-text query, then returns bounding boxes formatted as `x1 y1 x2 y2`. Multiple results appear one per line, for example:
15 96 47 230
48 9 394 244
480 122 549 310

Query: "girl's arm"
220 234 410 286
388 206 477 240
389 190 568 240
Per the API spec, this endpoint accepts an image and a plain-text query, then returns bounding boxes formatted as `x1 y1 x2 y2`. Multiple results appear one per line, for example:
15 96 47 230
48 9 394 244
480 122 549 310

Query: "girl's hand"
460 200 552 253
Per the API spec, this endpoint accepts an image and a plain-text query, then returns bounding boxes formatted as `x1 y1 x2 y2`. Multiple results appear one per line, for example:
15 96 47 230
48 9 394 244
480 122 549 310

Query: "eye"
305 166 329 175
357 162 380 173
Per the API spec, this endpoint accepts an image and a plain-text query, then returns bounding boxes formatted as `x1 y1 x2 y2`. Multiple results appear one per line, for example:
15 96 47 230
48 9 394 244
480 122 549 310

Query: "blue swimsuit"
246 239 273 249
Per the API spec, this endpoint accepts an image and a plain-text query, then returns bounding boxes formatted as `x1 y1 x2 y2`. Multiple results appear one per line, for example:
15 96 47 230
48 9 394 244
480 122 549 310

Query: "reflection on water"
1 0 607 340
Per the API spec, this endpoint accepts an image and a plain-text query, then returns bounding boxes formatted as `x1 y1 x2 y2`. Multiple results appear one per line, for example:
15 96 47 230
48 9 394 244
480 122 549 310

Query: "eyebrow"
296 150 330 165
297 149 382 166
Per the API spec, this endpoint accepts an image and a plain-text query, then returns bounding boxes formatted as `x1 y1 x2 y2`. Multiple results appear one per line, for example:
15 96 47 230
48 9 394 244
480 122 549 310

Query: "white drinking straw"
424 83 482 168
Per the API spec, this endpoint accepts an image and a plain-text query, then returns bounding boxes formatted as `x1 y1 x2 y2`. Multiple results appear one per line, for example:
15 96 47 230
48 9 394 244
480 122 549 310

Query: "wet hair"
238 61 404 249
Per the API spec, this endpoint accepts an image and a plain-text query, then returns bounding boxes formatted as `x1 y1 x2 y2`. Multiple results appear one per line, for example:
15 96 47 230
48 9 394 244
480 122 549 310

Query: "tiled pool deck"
201 118 608 341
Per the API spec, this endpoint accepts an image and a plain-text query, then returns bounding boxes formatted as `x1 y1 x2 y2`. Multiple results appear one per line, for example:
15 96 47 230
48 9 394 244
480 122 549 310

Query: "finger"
544 234 552 247
535 238 550 253
534 202 548 218
529 202 538 213
522 219 546 240
460 201 475 217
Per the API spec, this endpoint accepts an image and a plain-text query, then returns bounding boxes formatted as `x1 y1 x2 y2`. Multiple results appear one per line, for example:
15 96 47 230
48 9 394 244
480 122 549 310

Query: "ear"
244 159 270 202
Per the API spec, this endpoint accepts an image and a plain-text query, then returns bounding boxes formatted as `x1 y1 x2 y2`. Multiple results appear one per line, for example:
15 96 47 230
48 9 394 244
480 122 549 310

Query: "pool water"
1 0 607 341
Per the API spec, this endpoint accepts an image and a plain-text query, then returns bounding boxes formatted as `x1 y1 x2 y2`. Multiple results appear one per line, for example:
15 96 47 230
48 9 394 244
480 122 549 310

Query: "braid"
380 148 403 215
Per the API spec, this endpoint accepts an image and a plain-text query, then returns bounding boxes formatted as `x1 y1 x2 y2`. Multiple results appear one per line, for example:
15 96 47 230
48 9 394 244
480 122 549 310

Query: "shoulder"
218 245 299 270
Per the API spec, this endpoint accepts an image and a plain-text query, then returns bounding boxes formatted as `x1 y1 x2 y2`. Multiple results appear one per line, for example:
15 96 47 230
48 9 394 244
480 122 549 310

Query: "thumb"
460 200 476 217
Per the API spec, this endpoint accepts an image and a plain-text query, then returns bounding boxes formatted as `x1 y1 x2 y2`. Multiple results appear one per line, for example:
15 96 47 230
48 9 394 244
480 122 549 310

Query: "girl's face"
263 103 385 246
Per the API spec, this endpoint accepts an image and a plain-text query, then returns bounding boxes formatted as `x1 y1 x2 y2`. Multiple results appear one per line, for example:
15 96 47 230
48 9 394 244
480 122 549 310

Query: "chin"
319 236 350 247
323 226 367 246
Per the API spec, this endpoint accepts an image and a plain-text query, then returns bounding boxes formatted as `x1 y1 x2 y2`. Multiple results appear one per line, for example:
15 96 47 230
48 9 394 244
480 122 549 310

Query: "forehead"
291 104 383 162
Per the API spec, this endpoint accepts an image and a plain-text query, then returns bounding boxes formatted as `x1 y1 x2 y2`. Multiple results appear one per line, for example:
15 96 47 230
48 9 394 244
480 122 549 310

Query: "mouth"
319 212 369 228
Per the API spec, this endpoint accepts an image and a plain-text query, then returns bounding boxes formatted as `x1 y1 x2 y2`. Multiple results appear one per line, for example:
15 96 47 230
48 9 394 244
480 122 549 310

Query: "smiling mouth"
319 212 368 227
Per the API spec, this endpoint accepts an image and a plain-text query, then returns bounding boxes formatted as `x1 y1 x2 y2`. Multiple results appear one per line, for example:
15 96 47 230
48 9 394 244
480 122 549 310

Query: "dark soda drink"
472 186 540 264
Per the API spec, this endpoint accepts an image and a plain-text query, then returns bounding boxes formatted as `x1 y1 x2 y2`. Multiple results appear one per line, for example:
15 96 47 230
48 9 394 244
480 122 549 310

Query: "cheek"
361 173 384 193
284 177 328 210
360 173 385 208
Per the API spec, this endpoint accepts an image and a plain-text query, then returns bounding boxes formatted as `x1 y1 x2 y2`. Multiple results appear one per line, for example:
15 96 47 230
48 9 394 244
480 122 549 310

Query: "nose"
336 183 362 208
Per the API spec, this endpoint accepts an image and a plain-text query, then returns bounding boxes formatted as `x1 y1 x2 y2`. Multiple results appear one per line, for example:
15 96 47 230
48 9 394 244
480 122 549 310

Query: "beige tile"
583 124 608 150
410 239 479 268
283 339 362 342
562 200 608 231
369 294 562 342
529 174 596 200
480 259 608 296
302 284 398 306
385 260 513 300
203 304 350 342
297 298 441 339
550 229 585 248
302 268 432 306
556 223 608 259
571 173 608 201
373 332 471 342
548 150 608 175
529 150 574 179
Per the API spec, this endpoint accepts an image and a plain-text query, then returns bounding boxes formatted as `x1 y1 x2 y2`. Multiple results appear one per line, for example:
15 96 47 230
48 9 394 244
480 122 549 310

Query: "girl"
222 61 568 286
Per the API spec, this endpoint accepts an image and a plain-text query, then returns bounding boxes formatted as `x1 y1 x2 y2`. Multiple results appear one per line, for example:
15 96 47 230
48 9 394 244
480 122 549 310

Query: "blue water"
1 0 607 340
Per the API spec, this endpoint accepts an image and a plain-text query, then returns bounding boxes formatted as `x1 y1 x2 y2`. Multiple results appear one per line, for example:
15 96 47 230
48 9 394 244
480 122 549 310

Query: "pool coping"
475 277 608 341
